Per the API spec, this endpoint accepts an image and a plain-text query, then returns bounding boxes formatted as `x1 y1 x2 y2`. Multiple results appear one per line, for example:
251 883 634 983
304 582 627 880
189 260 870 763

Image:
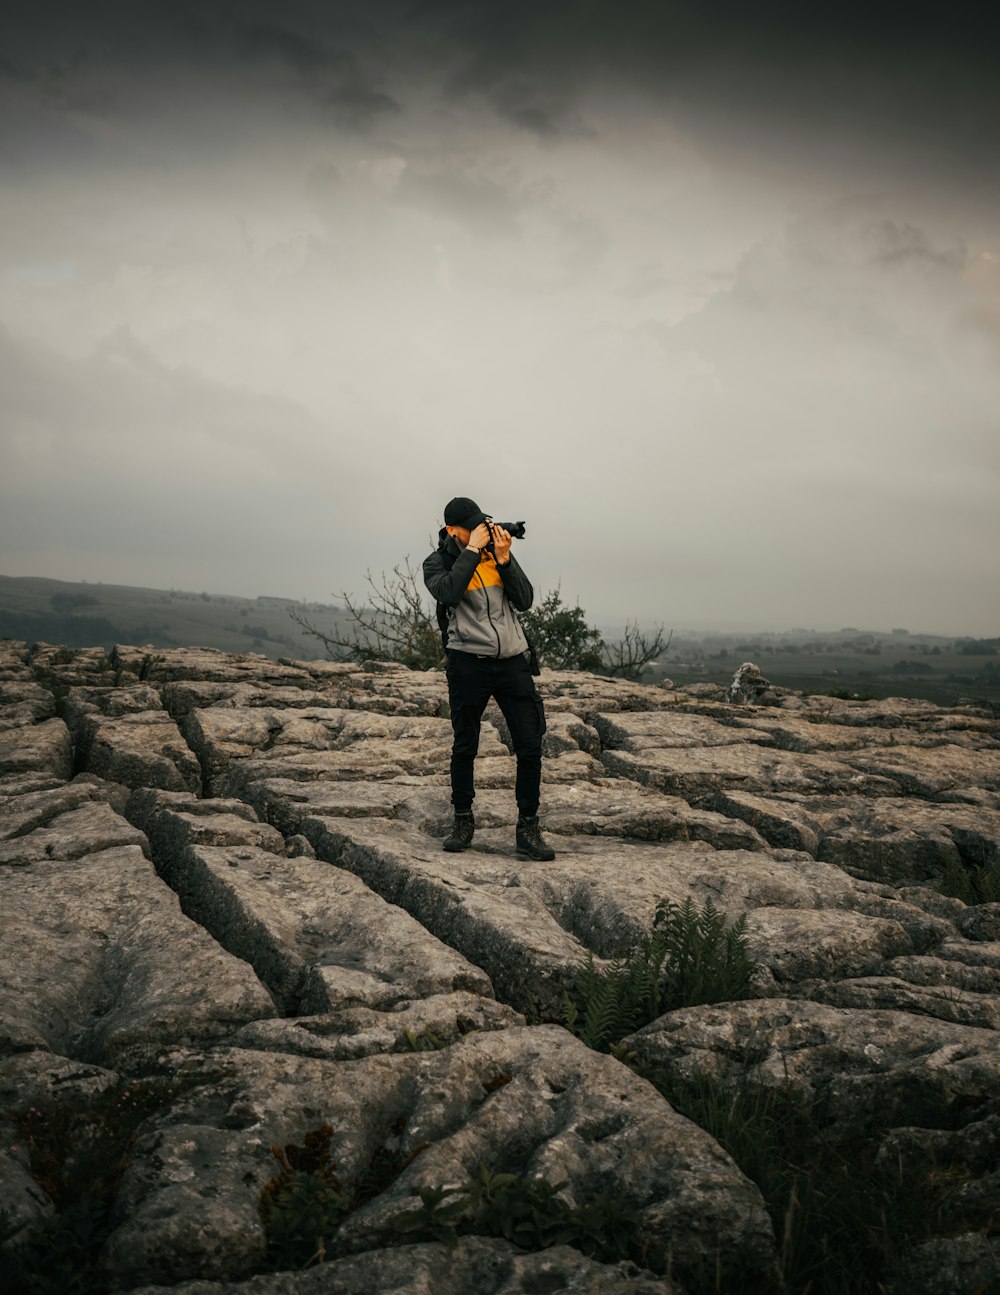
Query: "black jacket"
423 528 535 662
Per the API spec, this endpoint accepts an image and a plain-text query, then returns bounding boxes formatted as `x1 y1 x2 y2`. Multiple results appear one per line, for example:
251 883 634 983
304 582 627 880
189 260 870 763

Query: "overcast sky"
1 1 998 635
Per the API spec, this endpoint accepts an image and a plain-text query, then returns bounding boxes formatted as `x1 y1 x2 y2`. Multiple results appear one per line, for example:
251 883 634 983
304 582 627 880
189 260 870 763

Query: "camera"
484 519 526 555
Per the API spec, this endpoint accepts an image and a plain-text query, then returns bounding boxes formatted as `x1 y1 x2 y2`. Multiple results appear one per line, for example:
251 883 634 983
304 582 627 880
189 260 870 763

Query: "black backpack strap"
436 545 457 650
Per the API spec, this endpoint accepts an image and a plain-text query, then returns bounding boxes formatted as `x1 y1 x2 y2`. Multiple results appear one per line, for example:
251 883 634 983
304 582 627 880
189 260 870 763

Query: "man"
423 496 555 861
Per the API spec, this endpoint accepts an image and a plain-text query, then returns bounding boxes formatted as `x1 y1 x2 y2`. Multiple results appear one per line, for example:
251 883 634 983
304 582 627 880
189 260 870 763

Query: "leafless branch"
602 623 672 680
288 558 444 670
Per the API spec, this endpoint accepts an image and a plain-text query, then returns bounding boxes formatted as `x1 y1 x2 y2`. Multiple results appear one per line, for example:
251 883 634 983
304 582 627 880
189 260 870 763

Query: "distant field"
0 574 353 662
3 574 997 709
658 647 1000 708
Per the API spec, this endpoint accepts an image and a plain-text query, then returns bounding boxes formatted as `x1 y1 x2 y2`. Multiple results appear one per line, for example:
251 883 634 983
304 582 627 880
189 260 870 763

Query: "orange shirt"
467 551 504 591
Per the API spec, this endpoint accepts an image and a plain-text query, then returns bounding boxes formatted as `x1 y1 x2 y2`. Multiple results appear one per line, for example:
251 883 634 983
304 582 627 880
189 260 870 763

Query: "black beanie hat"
444 497 487 529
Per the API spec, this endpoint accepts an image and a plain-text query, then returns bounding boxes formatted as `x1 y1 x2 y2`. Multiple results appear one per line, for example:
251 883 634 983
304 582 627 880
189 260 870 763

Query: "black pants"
446 650 546 817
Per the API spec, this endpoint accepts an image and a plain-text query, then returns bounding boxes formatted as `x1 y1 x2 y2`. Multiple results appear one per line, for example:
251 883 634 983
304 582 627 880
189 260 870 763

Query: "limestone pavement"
1 638 999 1293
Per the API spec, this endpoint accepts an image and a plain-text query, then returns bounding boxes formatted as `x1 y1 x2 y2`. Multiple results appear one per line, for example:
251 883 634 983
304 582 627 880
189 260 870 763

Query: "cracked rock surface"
1 638 999 1293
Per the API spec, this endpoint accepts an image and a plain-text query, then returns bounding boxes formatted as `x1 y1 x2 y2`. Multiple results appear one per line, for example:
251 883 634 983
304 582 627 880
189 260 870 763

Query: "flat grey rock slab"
0 800 150 866
888 951 1000 995
128 789 495 1015
152 841 492 1016
600 743 901 800
928 938 1000 975
0 1047 120 1115
0 717 72 780
162 680 338 718
624 997 1000 1140
230 990 523 1061
592 710 775 751
128 787 286 852
709 792 1000 885
214 748 456 796
956 904 1000 942
125 1238 676 1294
742 906 913 984
213 740 546 800
703 789 826 854
536 671 682 714
0 772 67 798
728 712 999 752
0 775 130 839
183 707 505 791
111 645 315 686
102 1026 776 1289
0 844 275 1064
62 682 164 728
710 791 1000 885
291 816 591 1016
0 681 56 730
791 694 998 731
74 712 202 793
472 751 606 788
293 813 895 1008
841 743 1000 801
810 975 1000 1030
0 640 32 680
276 658 365 679
234 775 452 834
239 776 770 853
29 643 119 687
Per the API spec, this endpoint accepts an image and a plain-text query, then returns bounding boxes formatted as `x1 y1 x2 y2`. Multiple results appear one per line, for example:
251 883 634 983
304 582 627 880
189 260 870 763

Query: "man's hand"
467 523 491 552
492 526 512 565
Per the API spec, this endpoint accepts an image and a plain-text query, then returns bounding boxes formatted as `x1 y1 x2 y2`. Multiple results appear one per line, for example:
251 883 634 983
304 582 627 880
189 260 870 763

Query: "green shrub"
563 896 759 1052
642 1066 980 1295
0 1077 189 1294
938 855 1000 905
397 1164 640 1264
519 587 604 672
259 1125 350 1270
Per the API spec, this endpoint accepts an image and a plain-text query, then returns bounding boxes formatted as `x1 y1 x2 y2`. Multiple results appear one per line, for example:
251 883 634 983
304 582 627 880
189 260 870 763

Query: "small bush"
642 1065 985 1295
563 896 759 1052
938 856 1000 905
259 1126 349 1270
397 1164 640 1264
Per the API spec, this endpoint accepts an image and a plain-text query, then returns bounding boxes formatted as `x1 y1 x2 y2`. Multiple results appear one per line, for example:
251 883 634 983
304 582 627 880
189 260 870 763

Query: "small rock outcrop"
1 638 999 1294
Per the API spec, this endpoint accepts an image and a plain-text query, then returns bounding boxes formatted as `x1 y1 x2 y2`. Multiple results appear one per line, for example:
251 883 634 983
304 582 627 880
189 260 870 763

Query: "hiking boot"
443 811 475 852
516 815 556 861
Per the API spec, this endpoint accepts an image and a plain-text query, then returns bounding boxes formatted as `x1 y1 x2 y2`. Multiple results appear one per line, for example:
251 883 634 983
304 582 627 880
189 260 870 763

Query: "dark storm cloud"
411 0 1000 180
4 1 999 174
2 1 400 129
234 20 400 122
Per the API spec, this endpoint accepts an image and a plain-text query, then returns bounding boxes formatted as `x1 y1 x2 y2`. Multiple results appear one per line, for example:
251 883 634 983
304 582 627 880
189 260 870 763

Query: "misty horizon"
1 569 992 645
2 3 998 636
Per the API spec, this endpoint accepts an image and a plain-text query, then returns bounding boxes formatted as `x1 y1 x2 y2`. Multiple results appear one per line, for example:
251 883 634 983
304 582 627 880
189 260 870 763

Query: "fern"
938 855 1000 905
563 895 759 1052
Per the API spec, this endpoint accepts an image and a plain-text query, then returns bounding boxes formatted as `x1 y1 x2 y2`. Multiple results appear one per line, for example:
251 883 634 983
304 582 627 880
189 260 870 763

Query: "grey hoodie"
423 531 532 659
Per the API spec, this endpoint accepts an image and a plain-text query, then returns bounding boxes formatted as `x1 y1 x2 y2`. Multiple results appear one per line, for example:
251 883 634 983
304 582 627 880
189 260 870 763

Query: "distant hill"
0 574 352 661
2 573 997 707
